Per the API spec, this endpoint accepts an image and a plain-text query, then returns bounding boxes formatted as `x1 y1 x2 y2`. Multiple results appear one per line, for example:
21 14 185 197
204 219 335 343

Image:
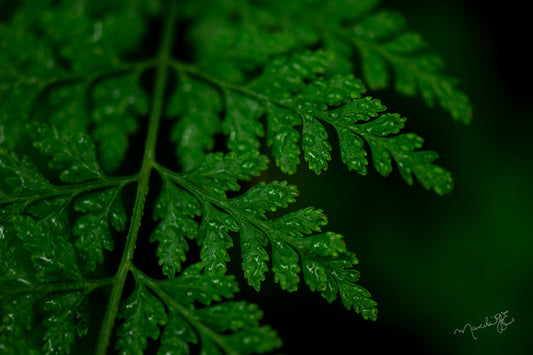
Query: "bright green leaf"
240 222 269 291
271 238 301 292
301 114 332 174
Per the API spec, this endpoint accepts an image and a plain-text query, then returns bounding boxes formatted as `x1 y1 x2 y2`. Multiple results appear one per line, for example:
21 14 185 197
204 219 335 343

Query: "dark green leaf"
151 180 200 277
270 207 328 237
228 181 298 219
167 74 223 171
196 301 262 332
240 222 269 291
271 238 301 292
0 294 35 338
198 205 238 275
301 114 332 174
352 10 472 122
158 312 198 355
159 263 238 306
13 215 82 282
42 292 89 355
320 252 378 321
29 124 105 183
72 187 127 271
92 74 148 172
265 104 301 174
337 128 369 174
224 92 264 155
183 152 269 199
0 150 53 194
116 283 168 355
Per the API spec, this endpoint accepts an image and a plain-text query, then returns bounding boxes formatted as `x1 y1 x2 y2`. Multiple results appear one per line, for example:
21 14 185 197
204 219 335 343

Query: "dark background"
245 1 533 354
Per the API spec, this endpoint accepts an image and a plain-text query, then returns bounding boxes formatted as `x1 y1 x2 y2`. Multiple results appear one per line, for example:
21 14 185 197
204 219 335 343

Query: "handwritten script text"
454 310 515 340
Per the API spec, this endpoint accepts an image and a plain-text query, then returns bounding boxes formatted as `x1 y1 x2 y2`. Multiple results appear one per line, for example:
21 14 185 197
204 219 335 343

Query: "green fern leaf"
265 104 301 174
351 10 472 122
301 114 332 174
158 263 238 306
141 265 281 355
72 187 127 272
0 150 53 193
42 292 89 355
0 333 41 355
184 152 268 199
204 49 453 193
158 312 198 355
319 252 378 321
166 74 223 171
240 222 270 292
92 74 148 172
196 301 281 352
198 204 238 276
224 92 265 155
337 127 369 174
116 283 168 355
39 1 146 73
299 232 347 258
29 124 105 183
270 237 302 292
229 181 298 219
162 155 375 316
13 215 82 282
0 14 63 149
0 294 35 339
270 207 329 237
151 179 201 277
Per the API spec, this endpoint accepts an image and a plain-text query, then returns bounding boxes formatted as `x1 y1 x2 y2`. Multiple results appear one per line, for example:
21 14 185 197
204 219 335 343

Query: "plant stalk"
94 2 178 354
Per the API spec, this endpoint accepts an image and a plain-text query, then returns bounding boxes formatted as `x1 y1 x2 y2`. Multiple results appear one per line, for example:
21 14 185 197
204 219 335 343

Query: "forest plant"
0 0 471 354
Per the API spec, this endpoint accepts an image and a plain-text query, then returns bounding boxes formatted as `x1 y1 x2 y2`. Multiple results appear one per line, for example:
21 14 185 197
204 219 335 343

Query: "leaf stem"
94 2 178 354
171 60 278 106
130 266 240 355
157 166 304 255
0 175 138 206
1 278 114 296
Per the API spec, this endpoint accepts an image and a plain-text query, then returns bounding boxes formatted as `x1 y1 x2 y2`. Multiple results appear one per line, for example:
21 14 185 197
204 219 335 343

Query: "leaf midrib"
94 2 179 354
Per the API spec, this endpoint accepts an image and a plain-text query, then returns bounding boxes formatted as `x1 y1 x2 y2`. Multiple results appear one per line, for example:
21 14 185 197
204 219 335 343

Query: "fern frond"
153 153 378 320
134 264 282 355
350 10 473 122
116 282 168 354
42 292 90 354
0 0 472 353
166 73 223 171
72 187 127 271
177 50 454 193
